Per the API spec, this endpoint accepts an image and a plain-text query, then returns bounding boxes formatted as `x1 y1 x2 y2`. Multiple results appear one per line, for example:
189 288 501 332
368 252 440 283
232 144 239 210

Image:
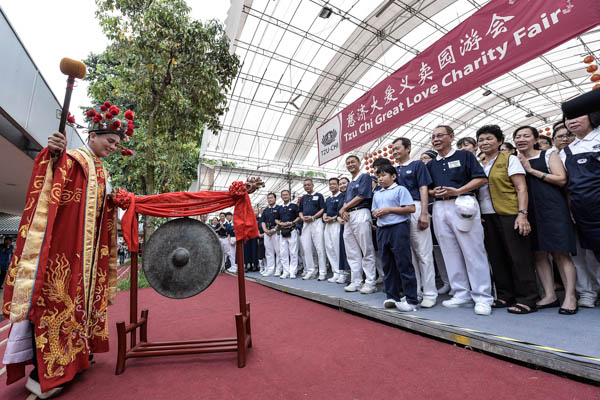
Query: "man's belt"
435 193 475 201
347 206 369 212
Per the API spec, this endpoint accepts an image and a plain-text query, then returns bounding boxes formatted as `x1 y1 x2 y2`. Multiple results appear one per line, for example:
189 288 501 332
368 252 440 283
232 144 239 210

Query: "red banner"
317 0 600 165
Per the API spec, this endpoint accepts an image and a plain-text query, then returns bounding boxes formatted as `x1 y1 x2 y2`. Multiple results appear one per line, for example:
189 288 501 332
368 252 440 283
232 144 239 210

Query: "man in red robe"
3 104 133 398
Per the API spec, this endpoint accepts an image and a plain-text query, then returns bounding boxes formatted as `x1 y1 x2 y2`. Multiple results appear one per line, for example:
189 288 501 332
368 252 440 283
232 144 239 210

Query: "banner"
317 0 600 165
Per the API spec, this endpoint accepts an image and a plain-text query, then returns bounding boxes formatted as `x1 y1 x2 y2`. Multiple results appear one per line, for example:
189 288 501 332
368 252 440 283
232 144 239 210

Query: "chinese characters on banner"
316 0 600 165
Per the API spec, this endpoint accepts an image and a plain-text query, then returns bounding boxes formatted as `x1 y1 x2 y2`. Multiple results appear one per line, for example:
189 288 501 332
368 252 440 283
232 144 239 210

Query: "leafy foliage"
85 0 240 196
117 264 150 291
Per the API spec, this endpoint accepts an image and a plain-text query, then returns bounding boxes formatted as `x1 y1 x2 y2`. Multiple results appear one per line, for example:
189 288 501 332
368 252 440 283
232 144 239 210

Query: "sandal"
507 303 537 314
492 299 509 308
536 299 559 309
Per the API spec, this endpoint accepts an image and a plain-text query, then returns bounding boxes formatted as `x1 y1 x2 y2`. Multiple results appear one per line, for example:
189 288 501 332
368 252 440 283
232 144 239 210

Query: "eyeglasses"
554 134 574 140
431 133 450 140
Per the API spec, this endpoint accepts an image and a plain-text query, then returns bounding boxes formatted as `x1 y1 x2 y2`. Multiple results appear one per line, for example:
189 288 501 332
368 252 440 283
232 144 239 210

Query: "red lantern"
584 55 595 64
591 74 600 82
538 129 543 133
587 65 598 73
545 127 550 131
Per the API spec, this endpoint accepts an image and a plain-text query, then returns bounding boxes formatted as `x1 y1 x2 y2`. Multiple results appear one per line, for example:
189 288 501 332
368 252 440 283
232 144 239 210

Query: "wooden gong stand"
115 236 252 374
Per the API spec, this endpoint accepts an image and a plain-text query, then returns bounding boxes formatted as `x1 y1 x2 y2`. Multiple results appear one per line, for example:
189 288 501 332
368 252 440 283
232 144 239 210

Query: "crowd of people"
216 112 600 316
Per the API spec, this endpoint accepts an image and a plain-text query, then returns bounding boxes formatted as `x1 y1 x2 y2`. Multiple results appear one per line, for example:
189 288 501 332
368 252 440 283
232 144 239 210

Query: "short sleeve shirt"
279 202 299 223
396 160 432 201
325 192 344 217
478 154 525 214
299 192 325 217
371 183 414 227
261 206 280 229
345 173 373 209
559 128 600 168
427 149 486 195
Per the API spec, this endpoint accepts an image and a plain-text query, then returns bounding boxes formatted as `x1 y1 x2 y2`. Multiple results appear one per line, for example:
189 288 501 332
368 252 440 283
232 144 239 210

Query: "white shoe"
280 273 289 279
274 271 281 277
26 377 63 399
437 283 451 294
303 272 317 280
375 276 384 285
344 282 362 292
336 274 348 284
262 271 274 277
327 274 339 283
317 275 327 281
578 298 596 308
395 300 418 312
420 298 437 308
359 283 377 294
289 274 296 279
474 302 492 316
383 299 396 308
442 297 474 308
227 267 237 273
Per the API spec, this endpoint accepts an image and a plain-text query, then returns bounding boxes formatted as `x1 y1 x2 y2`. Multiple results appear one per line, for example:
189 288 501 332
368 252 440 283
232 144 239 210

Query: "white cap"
455 195 477 232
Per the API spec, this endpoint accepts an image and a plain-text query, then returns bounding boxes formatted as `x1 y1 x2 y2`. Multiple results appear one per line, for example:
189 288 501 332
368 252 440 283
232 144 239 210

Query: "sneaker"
262 271 274 277
395 300 418 312
303 272 317 280
383 299 396 308
437 283 451 295
442 297 474 308
26 377 63 399
327 274 339 283
289 274 296 279
280 273 289 279
317 275 327 281
578 298 596 308
375 276 384 285
336 274 348 284
359 283 377 294
227 267 238 274
474 302 492 316
344 282 362 292
274 271 281 277
420 298 437 308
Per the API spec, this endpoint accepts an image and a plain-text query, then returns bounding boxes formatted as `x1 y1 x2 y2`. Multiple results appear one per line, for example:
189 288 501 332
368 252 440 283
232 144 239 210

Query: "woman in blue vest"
477 125 538 314
514 126 578 315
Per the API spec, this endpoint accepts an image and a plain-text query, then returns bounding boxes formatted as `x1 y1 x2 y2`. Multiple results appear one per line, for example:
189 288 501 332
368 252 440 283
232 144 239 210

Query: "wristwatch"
518 210 528 215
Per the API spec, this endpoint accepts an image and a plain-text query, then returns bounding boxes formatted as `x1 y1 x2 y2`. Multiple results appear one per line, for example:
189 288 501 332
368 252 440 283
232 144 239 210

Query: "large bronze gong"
143 217 222 299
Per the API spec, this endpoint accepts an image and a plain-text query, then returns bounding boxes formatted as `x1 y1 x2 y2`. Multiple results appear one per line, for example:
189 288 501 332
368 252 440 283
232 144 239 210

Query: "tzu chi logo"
321 129 337 146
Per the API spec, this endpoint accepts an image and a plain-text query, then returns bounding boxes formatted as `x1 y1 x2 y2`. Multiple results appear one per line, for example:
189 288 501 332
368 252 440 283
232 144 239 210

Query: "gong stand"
115 235 252 375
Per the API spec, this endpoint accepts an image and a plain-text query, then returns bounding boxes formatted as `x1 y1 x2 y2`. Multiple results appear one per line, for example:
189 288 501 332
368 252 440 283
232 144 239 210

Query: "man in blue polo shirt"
339 155 377 294
323 178 345 283
299 178 327 280
276 190 301 278
392 137 437 308
427 125 493 315
261 192 282 277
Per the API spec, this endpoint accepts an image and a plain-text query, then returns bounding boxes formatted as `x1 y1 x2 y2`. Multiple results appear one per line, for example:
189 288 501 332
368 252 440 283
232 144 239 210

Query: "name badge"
448 160 461 168
406 170 412 174
313 195 319 201
577 158 588 164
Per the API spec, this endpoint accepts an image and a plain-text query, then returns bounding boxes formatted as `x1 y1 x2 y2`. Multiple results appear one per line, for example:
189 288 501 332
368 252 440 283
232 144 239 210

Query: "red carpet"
2 274 599 399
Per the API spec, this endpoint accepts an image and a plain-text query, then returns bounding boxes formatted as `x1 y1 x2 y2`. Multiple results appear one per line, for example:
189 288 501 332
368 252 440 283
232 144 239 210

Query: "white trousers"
343 208 376 285
324 221 341 275
300 218 327 276
264 233 281 274
219 237 229 269
573 235 600 302
280 230 298 275
432 199 493 305
228 237 237 269
410 201 437 300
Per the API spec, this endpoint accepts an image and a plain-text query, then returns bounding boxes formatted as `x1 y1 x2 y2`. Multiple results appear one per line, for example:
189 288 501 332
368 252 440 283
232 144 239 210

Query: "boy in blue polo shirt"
372 164 419 312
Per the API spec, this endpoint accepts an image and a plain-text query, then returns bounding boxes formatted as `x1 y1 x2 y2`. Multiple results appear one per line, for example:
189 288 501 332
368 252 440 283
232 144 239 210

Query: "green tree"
85 0 240 240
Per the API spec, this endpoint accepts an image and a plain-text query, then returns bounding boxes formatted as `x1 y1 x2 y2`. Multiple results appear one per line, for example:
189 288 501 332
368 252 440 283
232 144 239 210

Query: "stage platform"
242 271 600 382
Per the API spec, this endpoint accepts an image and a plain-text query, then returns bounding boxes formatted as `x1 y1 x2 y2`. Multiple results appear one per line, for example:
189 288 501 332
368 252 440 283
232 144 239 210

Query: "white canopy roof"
197 0 599 210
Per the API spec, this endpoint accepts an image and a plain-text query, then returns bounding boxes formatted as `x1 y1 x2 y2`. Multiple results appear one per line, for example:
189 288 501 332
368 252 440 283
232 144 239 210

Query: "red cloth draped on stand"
114 181 258 252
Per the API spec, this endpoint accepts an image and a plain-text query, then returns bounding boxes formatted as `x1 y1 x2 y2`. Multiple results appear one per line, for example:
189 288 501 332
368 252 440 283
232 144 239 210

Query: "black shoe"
536 299 560 309
558 305 578 315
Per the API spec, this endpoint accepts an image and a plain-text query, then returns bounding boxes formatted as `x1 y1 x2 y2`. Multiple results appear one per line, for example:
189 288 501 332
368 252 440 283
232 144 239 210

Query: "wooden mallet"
58 57 86 135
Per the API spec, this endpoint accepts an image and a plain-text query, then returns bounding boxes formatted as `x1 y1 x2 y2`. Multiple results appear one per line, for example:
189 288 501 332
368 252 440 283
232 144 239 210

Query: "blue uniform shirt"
225 221 235 236
325 192 344 217
371 183 414 227
396 160 432 201
278 202 299 223
299 192 325 217
214 221 228 238
345 173 373 209
261 205 280 229
427 149 486 196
